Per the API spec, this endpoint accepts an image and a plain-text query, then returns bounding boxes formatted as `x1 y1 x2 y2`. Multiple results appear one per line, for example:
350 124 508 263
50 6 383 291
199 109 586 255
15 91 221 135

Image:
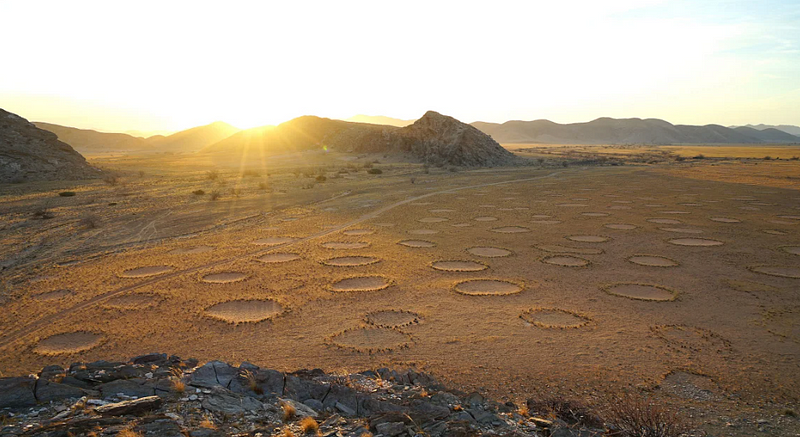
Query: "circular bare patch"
331 276 391 292
408 229 439 235
169 246 213 255
202 272 248 283
566 235 610 243
343 229 374 236
491 226 530 233
661 371 720 401
104 293 162 310
780 246 800 255
474 216 498 222
323 256 381 267
253 236 297 246
604 224 637 230
668 238 723 247
431 260 488 272
398 240 436 248
628 255 678 267
205 299 283 323
32 289 72 301
648 218 682 224
322 241 370 249
330 327 412 352
467 247 512 257
521 308 590 328
120 266 172 278
603 283 676 301
542 255 590 267
535 245 603 255
659 227 704 234
454 279 522 296
418 217 448 223
35 332 103 355
651 325 732 353
582 212 609 217
749 266 800 279
365 310 421 328
256 253 301 263
710 217 741 223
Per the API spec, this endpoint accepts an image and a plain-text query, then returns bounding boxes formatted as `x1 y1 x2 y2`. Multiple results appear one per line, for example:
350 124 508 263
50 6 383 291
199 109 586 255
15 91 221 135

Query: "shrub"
363 162 373 169
693 154 705 159
790 156 799 161
33 208 54 220
138 170 145 178
410 177 416 184
282 402 296 422
526 397 601 427
206 170 219 180
59 191 76 197
367 168 383 175
103 175 120 185
562 161 569 167
448 166 459 172
300 417 319 434
79 215 100 230
316 175 327 182
764 156 772 160
192 190 205 195
210 191 221 200
675 156 686 162
258 182 269 190
537 158 545 164
604 395 687 437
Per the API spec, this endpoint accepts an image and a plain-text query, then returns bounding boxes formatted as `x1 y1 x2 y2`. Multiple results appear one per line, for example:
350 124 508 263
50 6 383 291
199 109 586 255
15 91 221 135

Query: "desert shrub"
79 215 101 229
526 396 602 427
282 402 296 422
693 154 705 159
231 188 241 196
764 156 772 160
32 208 54 220
257 182 269 190
192 190 205 195
448 166 459 172
138 170 145 178
209 190 221 200
103 175 119 185
790 156 799 161
206 170 220 180
422 164 430 174
675 156 686 162
301 183 315 189
367 168 383 175
59 191 76 197
604 395 687 437
537 158 545 164
410 177 416 184
300 417 319 434
562 161 569 167
316 175 327 182
363 162 373 169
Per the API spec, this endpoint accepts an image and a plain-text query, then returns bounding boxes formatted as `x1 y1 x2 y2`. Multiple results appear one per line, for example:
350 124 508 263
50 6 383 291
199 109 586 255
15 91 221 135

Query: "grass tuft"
300 417 319 434
282 401 296 422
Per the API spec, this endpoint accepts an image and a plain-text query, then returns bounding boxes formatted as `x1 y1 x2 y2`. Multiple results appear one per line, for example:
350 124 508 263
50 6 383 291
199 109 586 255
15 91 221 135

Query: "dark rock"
132 353 168 365
550 428 600 437
99 378 155 398
0 377 36 408
190 361 237 388
35 379 86 403
59 375 94 389
189 429 226 437
230 368 284 396
136 417 182 437
39 365 66 381
85 360 124 370
285 375 329 402
202 390 264 414
95 396 163 415
410 399 450 421
464 392 485 407
470 409 500 425
304 398 325 411
375 421 406 436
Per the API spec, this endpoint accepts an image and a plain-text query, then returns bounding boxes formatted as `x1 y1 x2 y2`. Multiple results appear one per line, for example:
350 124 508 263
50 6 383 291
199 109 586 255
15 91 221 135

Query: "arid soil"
1 154 799 435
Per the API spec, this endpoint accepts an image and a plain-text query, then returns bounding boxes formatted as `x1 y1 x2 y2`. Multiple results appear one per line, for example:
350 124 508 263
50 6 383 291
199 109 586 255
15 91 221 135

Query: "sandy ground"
1 153 799 434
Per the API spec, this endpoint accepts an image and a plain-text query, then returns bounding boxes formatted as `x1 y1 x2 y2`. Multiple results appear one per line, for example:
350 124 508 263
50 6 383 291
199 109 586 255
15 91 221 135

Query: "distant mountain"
735 124 800 137
34 122 151 153
472 117 800 145
125 129 175 138
204 111 515 166
344 115 415 127
732 126 800 143
148 121 240 152
1 109 100 182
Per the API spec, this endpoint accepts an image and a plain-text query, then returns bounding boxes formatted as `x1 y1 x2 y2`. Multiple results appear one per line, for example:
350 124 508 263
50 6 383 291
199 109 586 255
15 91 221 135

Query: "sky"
1 0 798 134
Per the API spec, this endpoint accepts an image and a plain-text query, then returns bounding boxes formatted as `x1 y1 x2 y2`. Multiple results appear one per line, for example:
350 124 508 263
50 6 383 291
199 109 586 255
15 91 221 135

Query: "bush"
363 162 373 169
258 182 270 190
537 158 545 164
693 154 705 159
103 175 119 185
448 166 459 172
764 156 772 160
79 215 101 230
192 190 205 195
604 395 687 437
58 191 76 197
210 191 221 200
32 208 54 220
367 168 383 175
675 156 686 162
206 170 219 180
562 161 569 167
316 175 327 182
791 156 799 161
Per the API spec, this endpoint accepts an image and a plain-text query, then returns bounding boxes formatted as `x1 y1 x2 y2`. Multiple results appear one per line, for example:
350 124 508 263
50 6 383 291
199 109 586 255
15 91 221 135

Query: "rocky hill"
344 114 415 127
1 109 100 182
736 124 800 136
472 117 800 145
204 111 516 167
0 354 606 436
33 122 151 154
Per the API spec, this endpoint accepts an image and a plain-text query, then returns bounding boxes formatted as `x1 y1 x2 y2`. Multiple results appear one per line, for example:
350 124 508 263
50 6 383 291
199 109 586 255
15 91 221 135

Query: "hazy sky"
1 0 798 133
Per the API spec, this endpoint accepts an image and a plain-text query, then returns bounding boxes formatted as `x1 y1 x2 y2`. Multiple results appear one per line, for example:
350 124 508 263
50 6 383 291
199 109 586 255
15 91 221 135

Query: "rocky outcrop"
1 109 101 182
203 111 518 167
0 354 602 436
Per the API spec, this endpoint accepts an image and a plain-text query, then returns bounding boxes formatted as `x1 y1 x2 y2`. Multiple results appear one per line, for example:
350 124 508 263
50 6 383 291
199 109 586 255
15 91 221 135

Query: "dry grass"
299 417 319 434
526 396 602 427
281 427 296 437
604 395 688 437
241 369 263 394
517 403 530 417
282 402 296 422
117 429 142 437
199 415 216 429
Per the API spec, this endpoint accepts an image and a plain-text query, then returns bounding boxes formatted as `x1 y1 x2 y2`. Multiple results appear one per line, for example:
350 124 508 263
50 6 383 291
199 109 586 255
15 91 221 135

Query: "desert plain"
1 146 799 434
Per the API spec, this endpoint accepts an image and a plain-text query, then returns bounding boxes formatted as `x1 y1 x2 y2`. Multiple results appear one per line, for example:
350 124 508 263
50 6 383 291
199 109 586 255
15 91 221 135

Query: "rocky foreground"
0 355 626 437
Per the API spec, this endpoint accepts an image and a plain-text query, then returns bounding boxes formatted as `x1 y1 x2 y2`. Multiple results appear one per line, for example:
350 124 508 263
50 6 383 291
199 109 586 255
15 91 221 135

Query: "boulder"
0 377 36 408
95 396 163 415
99 378 155 398
35 379 86 403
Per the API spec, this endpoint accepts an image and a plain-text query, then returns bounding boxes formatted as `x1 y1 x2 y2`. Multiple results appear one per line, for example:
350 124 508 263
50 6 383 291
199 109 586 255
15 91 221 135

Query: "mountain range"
471 118 800 144
732 124 800 137
343 115 415 127
32 121 240 154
